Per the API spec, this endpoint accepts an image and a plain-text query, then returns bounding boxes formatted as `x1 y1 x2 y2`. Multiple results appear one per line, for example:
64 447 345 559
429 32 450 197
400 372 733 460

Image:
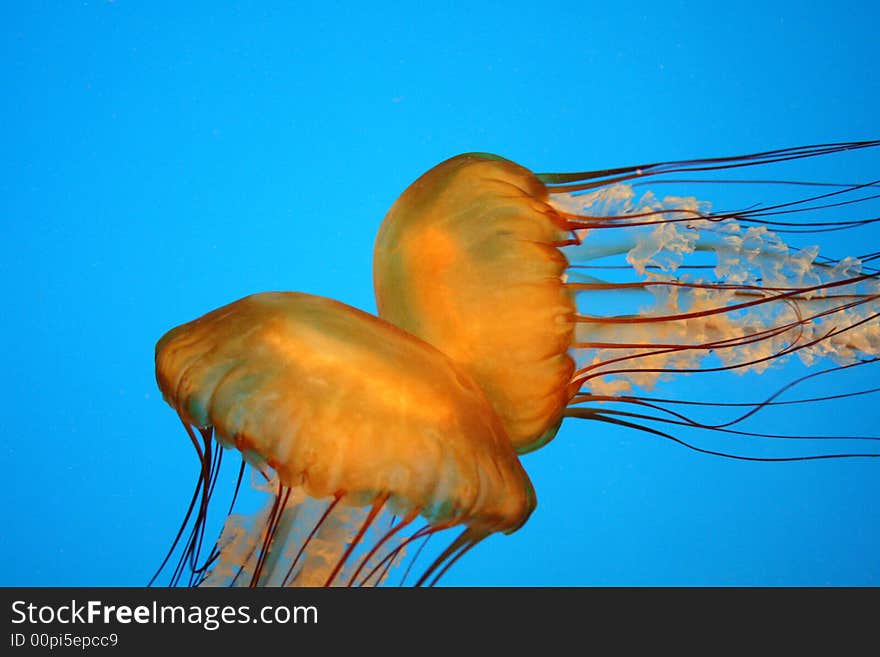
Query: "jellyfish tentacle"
148 460 204 587
250 482 291 587
572 296 879 386
346 509 418 587
573 308 880 392
323 494 388 587
414 526 488 587
427 535 486 588
359 525 438 587
536 140 880 191
413 527 472 588
189 427 225 584
225 458 246 516
172 422 220 586
573 357 880 430
574 359 880 447
279 493 342 587
566 407 880 461
398 529 433 587
573 393 880 440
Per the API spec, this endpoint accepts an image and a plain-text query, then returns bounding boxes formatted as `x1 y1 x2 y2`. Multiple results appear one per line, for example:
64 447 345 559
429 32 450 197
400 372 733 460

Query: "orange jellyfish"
151 292 534 587
374 142 880 458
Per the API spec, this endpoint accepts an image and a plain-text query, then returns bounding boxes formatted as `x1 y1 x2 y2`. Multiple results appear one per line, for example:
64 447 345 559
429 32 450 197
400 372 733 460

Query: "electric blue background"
2 1 878 586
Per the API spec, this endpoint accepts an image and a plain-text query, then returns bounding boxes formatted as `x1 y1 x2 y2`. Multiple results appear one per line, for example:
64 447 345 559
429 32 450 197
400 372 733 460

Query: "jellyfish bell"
374 153 576 452
153 291 535 587
374 142 880 458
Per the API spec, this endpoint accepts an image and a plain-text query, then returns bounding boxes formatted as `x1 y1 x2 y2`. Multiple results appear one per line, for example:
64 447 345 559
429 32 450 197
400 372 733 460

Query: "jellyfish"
373 142 880 458
151 292 534 587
